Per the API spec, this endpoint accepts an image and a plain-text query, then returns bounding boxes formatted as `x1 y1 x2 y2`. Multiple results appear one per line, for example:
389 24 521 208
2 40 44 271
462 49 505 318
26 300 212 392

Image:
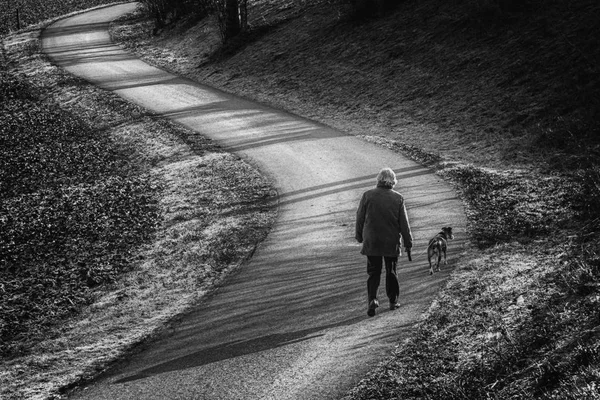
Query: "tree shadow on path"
115 315 364 384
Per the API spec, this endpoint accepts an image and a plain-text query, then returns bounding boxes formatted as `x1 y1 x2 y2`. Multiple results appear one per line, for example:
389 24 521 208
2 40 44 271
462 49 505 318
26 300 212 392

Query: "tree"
140 0 247 40
225 0 241 37
219 0 248 40
141 0 213 34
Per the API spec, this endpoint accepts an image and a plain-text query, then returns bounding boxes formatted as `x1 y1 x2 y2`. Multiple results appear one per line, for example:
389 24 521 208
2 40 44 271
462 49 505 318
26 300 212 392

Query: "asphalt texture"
42 3 467 399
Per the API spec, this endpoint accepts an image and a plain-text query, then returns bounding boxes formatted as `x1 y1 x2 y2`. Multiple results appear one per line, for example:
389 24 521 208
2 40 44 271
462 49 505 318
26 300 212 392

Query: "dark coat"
355 186 413 257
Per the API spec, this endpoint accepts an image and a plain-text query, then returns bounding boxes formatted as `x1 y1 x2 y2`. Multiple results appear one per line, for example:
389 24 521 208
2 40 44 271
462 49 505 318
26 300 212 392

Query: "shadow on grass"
204 13 303 65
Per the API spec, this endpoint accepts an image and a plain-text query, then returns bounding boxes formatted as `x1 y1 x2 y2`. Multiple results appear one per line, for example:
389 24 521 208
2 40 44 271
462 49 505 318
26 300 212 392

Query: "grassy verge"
0 54 159 358
109 0 600 398
0 16 276 400
0 0 115 35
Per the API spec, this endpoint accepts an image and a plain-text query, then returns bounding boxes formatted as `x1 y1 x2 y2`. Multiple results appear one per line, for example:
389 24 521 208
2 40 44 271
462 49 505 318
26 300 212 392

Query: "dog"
427 227 454 275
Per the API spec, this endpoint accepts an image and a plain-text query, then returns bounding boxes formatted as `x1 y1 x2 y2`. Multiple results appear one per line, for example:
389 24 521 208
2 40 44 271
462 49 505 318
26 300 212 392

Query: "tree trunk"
224 0 241 39
239 0 248 31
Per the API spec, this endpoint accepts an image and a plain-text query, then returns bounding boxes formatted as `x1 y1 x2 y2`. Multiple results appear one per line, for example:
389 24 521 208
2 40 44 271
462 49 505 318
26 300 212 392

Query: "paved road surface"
42 3 466 399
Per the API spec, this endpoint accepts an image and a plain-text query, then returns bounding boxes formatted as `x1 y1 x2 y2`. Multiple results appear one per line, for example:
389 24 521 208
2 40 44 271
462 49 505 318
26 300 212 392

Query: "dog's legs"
436 250 442 272
443 247 447 268
428 254 434 275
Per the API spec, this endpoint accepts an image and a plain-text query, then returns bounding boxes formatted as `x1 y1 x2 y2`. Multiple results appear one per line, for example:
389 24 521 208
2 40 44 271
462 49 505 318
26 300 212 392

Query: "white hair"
376 167 397 188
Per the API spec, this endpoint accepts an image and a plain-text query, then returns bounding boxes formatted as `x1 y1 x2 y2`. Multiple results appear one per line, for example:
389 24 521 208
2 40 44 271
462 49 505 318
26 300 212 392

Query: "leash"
406 247 428 261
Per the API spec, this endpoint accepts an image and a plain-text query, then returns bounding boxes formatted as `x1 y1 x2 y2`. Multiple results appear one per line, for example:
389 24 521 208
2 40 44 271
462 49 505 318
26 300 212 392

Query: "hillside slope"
116 0 599 171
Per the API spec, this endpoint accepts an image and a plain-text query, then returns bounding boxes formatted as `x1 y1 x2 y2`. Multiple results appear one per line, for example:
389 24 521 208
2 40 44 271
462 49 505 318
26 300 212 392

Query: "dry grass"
0 0 115 35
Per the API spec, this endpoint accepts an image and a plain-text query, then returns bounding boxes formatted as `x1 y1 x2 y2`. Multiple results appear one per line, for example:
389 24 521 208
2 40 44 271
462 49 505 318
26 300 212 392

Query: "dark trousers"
367 256 399 304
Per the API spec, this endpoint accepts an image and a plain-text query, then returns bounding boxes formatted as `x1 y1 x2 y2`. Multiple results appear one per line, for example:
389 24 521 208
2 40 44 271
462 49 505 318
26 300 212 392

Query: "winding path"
42 3 466 399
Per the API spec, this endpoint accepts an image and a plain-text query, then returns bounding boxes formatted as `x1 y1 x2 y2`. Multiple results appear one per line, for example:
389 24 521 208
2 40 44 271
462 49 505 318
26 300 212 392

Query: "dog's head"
441 227 454 240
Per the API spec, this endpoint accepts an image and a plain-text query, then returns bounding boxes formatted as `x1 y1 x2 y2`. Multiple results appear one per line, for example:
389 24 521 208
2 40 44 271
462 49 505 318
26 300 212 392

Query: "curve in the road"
42 3 466 399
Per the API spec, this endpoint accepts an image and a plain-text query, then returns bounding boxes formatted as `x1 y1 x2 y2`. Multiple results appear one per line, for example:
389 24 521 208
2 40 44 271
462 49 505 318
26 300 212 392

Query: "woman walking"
355 167 413 316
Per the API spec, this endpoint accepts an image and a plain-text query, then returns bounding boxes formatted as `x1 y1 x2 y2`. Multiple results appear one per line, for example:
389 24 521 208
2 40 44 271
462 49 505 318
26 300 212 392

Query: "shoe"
389 302 400 310
367 299 379 317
